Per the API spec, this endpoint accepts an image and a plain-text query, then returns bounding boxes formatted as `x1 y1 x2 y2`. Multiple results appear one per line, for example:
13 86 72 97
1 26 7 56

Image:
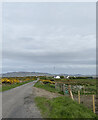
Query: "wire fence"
55 82 97 114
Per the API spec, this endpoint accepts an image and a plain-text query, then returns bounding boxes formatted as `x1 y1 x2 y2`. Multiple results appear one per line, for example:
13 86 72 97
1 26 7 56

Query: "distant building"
66 76 69 79
54 76 60 79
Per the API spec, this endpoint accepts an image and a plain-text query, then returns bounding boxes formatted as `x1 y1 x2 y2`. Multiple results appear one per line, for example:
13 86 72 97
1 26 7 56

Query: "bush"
60 76 64 79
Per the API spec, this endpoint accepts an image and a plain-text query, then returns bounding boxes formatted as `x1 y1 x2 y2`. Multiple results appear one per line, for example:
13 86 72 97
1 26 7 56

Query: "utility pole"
53 66 55 76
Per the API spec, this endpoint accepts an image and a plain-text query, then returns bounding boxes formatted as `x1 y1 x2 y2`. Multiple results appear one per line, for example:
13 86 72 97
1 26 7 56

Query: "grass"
34 81 96 95
72 84 96 95
35 96 97 119
34 82 64 94
1 80 34 92
36 78 96 95
34 81 97 118
55 79 96 86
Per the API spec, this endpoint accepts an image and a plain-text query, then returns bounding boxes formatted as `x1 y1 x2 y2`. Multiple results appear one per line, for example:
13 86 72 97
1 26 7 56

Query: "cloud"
2 2 96 74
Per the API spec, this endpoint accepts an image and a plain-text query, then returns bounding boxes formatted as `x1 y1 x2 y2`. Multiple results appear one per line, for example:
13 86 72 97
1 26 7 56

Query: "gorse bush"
1 76 37 84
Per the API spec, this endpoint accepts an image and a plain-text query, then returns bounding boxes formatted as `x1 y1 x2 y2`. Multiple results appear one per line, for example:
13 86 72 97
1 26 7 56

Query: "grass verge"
1 80 34 92
35 96 97 119
34 81 64 94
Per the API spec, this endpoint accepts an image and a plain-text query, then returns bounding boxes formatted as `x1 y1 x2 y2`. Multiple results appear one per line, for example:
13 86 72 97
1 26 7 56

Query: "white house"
54 76 60 79
66 76 69 79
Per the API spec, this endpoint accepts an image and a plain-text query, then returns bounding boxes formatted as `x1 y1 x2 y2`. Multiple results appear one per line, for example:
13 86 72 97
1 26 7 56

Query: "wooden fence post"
63 84 65 94
70 90 74 100
60 84 62 91
83 85 85 94
93 95 95 113
68 85 74 100
55 82 57 89
59 84 62 91
59 83 61 91
78 91 80 104
61 84 63 92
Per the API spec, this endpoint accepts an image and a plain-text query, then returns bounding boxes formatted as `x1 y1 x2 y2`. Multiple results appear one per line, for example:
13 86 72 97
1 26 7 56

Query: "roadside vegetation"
2 80 33 91
34 81 64 95
34 79 96 95
35 96 97 118
0 76 37 92
38 76 96 95
34 77 97 119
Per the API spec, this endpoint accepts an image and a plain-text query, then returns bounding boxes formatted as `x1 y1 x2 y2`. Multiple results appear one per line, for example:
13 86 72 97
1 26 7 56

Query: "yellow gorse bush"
40 80 55 84
1 77 34 84
1 78 20 84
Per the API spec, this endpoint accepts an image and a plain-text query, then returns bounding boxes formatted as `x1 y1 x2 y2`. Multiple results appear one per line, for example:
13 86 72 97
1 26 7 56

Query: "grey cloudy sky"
2 2 96 75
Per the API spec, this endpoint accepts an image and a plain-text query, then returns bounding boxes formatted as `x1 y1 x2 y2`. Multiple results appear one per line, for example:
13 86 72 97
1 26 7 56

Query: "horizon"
1 71 96 76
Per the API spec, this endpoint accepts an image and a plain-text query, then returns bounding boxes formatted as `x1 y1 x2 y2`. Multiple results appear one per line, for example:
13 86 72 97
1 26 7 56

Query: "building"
66 76 69 79
54 76 60 79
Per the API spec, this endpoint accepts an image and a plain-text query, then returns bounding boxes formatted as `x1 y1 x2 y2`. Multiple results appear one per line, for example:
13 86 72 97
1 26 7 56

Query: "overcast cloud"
2 2 96 75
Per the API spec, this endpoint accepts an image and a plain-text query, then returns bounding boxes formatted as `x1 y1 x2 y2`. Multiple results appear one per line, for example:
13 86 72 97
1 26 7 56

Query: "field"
34 81 96 109
34 76 97 118
0 76 37 91
39 76 96 95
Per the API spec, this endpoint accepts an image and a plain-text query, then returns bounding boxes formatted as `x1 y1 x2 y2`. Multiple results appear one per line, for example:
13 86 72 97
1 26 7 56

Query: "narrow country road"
2 79 42 118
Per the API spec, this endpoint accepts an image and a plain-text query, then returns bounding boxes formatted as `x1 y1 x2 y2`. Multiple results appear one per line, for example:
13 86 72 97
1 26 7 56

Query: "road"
2 80 42 118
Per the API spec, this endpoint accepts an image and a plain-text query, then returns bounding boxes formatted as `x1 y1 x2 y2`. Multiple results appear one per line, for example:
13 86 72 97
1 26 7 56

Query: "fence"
55 82 97 114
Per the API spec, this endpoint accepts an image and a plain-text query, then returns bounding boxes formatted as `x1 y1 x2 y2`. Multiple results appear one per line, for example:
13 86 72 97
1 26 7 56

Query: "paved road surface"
2 80 42 118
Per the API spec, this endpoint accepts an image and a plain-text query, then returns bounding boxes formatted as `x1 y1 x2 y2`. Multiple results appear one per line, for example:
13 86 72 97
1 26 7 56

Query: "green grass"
1 80 34 92
55 79 96 86
72 86 96 95
35 96 97 119
34 82 56 92
34 82 64 94
34 81 96 95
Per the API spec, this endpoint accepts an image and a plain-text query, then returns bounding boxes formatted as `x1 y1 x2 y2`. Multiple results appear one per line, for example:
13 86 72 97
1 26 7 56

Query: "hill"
1 72 52 77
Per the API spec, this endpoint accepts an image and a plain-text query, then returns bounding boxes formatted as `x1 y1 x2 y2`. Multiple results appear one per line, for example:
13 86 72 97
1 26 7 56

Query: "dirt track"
32 87 63 99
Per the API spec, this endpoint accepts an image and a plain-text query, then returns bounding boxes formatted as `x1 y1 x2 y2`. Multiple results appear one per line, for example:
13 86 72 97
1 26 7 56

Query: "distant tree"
60 76 64 79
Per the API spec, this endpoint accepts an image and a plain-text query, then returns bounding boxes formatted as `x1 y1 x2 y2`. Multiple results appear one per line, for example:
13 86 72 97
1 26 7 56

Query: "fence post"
93 95 95 113
68 85 74 100
78 91 80 104
70 90 74 100
83 85 85 94
63 84 65 94
55 82 57 89
59 83 61 91
59 84 62 91
60 84 61 91
61 84 63 92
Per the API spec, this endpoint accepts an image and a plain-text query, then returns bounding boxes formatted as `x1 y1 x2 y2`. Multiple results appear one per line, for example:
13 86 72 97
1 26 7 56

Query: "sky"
2 2 96 75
